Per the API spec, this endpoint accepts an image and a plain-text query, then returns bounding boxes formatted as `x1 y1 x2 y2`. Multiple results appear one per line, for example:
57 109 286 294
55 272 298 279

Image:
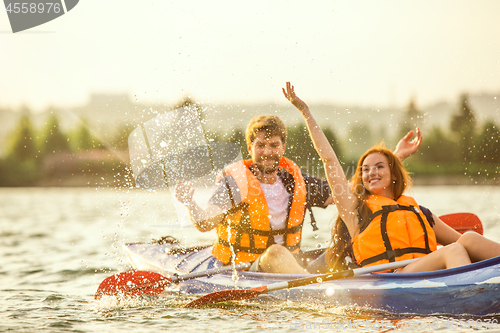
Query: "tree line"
0 108 129 186
1 94 499 187
398 94 500 182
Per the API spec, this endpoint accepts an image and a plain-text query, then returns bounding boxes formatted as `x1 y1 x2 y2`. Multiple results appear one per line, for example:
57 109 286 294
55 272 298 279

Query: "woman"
283 82 500 273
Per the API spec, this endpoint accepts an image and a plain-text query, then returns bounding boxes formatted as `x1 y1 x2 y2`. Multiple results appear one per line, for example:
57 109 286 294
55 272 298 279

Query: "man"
175 115 422 273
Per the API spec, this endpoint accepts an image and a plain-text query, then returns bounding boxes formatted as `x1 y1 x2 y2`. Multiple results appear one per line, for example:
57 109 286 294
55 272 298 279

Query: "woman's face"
361 152 395 199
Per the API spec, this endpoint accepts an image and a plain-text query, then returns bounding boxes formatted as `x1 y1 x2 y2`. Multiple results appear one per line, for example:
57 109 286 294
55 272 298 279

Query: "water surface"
2 186 500 332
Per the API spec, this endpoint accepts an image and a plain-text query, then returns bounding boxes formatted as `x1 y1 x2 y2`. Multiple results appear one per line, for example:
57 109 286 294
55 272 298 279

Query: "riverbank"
412 174 500 186
25 173 500 187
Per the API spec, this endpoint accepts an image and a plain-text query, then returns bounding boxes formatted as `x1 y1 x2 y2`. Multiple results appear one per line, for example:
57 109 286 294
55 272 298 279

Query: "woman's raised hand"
394 128 423 160
282 82 309 113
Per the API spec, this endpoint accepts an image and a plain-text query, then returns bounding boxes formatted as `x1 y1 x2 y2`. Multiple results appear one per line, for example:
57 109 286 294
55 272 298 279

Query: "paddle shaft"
266 258 417 292
127 262 252 292
182 259 419 307
171 262 252 283
95 261 253 298
125 262 253 292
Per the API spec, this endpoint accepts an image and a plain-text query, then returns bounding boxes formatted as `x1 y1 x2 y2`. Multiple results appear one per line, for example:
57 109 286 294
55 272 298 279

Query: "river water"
2 186 500 332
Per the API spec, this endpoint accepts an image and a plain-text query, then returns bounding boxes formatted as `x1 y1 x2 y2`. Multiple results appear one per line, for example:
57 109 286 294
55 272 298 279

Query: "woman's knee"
446 242 468 257
265 244 288 257
258 244 300 272
456 231 481 248
260 244 289 264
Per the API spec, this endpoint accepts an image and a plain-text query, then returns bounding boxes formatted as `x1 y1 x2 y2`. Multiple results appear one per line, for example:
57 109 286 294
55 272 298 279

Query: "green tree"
1 108 40 186
475 120 500 164
323 127 343 161
451 93 476 162
346 122 372 158
398 97 423 141
286 123 345 177
226 127 249 159
8 108 37 162
420 126 458 163
41 112 71 156
111 124 134 150
286 124 317 167
73 118 99 151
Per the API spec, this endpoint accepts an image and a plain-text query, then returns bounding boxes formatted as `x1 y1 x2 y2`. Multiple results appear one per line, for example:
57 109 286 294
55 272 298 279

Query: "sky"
1 0 500 113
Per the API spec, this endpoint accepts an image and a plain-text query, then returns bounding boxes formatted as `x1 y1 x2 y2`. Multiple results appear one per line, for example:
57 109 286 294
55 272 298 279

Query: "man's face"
248 132 285 174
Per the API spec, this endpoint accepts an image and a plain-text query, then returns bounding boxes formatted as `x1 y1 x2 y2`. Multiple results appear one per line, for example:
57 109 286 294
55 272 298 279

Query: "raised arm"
282 82 358 236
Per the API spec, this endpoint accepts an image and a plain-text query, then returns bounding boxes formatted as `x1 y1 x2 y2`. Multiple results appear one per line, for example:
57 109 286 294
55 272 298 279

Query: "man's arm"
174 181 224 232
302 174 333 207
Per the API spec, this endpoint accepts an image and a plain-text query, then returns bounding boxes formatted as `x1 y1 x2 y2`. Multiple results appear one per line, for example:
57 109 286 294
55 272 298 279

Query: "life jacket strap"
219 203 304 237
358 247 432 267
308 205 319 232
217 201 302 255
217 238 301 255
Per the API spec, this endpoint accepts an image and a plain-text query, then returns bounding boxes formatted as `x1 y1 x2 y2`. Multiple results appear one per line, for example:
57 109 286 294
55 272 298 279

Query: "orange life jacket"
351 195 437 268
212 157 307 264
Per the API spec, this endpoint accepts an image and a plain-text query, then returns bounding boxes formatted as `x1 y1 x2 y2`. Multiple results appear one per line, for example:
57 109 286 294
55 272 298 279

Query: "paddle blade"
183 286 268 308
95 270 171 299
440 213 483 235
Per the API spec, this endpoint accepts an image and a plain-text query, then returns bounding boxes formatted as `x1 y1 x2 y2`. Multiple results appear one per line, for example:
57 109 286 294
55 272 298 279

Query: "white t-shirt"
259 178 290 245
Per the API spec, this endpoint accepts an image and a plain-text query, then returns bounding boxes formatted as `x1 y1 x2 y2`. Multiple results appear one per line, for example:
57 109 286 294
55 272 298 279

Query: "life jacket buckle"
386 250 397 261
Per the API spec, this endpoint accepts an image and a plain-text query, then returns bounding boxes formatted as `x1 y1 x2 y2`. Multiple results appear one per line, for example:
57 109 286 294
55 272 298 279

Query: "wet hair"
325 144 412 271
245 115 287 146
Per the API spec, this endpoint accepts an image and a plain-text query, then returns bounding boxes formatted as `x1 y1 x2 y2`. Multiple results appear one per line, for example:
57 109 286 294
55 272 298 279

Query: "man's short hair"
245 115 287 145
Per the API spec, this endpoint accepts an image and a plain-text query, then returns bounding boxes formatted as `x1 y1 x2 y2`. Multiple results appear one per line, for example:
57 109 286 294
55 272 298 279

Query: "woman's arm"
431 213 462 245
283 82 358 236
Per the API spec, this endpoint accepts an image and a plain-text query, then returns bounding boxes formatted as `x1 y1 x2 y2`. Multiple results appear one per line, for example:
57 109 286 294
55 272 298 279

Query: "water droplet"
316 277 323 283
325 287 335 296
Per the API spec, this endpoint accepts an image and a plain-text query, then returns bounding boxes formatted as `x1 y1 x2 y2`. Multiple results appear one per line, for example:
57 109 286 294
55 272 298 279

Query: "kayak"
124 240 500 316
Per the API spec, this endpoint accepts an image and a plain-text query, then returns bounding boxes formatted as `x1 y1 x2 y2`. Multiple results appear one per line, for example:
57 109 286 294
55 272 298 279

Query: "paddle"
94 261 252 299
439 213 483 235
183 259 417 308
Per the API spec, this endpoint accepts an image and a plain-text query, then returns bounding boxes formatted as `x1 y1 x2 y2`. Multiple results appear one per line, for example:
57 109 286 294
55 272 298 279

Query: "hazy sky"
1 0 500 112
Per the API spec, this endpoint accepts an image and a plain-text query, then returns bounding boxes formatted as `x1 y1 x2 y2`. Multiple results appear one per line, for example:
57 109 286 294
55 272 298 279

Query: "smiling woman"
358 147 411 201
284 81 500 275
361 153 398 199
